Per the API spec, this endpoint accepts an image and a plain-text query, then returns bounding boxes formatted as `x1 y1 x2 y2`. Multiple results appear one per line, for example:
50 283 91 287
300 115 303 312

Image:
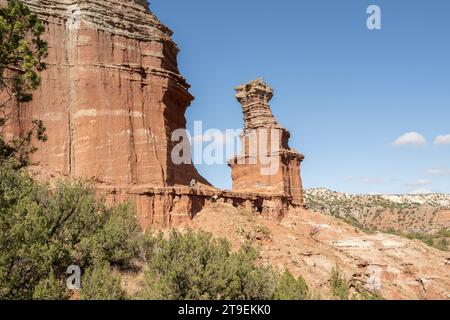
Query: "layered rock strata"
228 79 305 208
3 0 207 187
3 1 305 227
1 0 208 228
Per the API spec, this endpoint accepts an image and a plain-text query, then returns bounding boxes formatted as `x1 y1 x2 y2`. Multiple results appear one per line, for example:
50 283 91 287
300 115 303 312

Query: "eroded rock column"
228 78 305 207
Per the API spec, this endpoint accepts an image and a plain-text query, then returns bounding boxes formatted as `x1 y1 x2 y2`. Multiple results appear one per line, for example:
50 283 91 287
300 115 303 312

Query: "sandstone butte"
2 0 305 229
3 1 450 299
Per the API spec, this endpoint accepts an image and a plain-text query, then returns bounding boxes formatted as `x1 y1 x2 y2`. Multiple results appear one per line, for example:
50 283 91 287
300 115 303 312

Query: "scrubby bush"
0 162 141 299
80 262 124 300
273 271 309 300
330 266 350 300
434 237 449 251
32 271 66 300
0 159 319 300
139 230 277 300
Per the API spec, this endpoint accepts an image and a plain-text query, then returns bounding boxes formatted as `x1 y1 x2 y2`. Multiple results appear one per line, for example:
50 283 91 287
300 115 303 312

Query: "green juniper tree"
79 262 124 300
330 266 350 300
273 270 309 300
0 163 142 299
139 230 278 300
0 0 48 168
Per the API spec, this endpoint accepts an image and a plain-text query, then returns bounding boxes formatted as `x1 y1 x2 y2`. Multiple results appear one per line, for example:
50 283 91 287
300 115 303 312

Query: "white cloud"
426 168 450 176
434 134 450 146
404 179 432 187
392 132 426 147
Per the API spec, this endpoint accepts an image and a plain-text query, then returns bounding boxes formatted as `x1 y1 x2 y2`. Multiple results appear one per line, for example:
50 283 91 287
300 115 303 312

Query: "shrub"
139 230 277 300
274 270 309 300
329 265 383 300
80 262 124 300
236 224 272 241
32 271 66 300
0 162 141 299
330 266 349 300
253 224 272 240
0 162 311 300
435 238 449 251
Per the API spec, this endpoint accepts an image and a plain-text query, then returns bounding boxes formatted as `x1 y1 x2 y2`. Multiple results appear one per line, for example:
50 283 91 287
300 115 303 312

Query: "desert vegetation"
0 160 316 300
1 159 389 300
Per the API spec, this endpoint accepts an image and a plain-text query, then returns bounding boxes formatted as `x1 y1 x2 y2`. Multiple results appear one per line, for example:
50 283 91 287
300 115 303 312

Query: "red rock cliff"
3 0 208 188
3 1 306 227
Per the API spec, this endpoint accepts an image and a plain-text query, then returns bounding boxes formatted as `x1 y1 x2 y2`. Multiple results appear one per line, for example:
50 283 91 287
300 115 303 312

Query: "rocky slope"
304 189 450 235
184 204 450 300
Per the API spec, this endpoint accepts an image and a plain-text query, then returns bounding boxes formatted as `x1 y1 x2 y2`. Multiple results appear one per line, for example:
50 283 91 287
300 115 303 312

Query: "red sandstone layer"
3 0 208 188
3 1 305 227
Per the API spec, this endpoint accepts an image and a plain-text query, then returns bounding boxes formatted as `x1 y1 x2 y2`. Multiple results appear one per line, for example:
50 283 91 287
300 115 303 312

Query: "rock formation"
229 79 305 207
2 0 209 227
3 0 207 187
3 1 306 228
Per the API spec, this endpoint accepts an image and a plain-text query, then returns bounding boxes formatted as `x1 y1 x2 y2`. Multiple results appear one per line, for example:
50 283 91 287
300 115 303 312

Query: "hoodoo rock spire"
229 78 305 208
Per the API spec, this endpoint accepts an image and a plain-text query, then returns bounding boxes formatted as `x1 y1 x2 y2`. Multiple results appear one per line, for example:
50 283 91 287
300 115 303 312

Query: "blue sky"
151 0 450 194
